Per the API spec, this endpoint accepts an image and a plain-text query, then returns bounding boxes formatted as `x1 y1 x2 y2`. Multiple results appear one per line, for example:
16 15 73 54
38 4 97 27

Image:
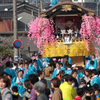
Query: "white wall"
72 0 95 3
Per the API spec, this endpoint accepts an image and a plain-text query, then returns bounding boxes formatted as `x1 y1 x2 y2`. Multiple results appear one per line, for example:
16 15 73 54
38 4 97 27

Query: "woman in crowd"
51 77 63 100
0 76 12 100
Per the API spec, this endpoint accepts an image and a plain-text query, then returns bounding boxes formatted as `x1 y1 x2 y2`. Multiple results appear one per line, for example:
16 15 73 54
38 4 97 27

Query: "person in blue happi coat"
71 64 84 85
50 0 58 7
85 57 91 69
51 62 61 79
65 64 72 75
63 55 72 65
18 62 25 72
43 57 50 68
36 54 43 71
12 70 25 97
91 69 100 89
71 69 81 85
86 61 98 71
4 61 16 79
23 62 30 80
59 63 66 71
28 59 37 74
91 54 98 68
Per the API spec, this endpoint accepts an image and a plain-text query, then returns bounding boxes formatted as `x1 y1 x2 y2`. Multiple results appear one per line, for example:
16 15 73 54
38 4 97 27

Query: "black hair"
12 86 18 92
18 70 24 74
19 62 23 65
24 62 29 65
66 64 72 68
37 71 44 77
6 61 10 68
64 74 73 82
91 69 97 75
41 78 47 85
1 72 8 76
63 55 69 59
28 74 39 85
90 60 94 65
14 63 17 66
32 59 37 64
85 87 93 94
24 79 31 89
59 63 63 66
77 88 84 97
9 63 13 68
92 54 95 58
81 78 86 84
93 84 99 90
85 58 89 61
85 96 91 100
92 84 99 91
29 59 32 64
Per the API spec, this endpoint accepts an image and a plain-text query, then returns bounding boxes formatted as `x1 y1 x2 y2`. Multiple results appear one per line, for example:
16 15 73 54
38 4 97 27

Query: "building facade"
0 1 39 58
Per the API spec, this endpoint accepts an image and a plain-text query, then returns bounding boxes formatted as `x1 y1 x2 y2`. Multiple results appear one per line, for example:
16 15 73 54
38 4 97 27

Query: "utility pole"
81 0 83 7
36 0 38 7
13 0 18 61
40 0 43 11
97 0 99 16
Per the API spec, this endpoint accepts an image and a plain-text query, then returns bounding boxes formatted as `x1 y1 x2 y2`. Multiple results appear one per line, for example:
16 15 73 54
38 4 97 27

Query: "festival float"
28 2 100 67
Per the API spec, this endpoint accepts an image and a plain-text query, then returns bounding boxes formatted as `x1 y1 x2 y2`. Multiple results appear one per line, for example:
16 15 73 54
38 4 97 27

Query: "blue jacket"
85 60 90 69
51 68 60 79
36 58 43 71
65 69 72 75
50 0 57 6
23 68 31 80
86 64 97 71
77 71 84 85
60 67 66 71
28 64 37 74
4 68 16 79
12 77 25 97
68 58 72 64
91 75 100 89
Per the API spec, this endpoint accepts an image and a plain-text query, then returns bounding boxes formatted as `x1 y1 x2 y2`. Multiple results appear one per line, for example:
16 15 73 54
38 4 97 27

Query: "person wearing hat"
12 70 25 97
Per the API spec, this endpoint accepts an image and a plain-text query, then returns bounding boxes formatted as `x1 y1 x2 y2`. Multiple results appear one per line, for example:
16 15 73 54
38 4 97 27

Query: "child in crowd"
74 88 84 100
12 86 22 100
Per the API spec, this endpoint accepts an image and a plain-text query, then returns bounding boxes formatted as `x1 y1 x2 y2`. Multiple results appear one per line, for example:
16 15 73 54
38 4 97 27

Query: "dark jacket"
37 93 48 100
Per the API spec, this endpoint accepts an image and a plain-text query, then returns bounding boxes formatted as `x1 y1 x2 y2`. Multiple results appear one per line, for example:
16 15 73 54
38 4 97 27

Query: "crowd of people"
0 54 100 100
